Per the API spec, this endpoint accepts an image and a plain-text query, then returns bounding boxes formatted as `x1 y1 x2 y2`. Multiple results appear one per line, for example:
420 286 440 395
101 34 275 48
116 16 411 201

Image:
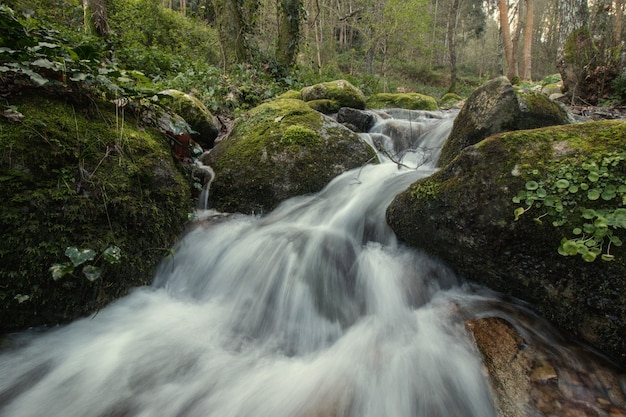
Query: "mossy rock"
0 93 192 333
277 89 303 100
157 89 219 149
517 91 573 130
439 77 572 167
387 121 626 368
306 99 341 114
205 99 377 213
301 80 366 110
439 93 463 109
366 92 438 111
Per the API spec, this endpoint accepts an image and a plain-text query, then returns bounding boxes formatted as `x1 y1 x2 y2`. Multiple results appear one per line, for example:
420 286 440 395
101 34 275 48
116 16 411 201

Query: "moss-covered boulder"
301 80 366 110
366 92 438 111
157 89 220 149
306 99 341 115
0 93 192 333
204 99 377 213
387 121 626 367
438 77 572 167
439 93 463 109
277 89 303 100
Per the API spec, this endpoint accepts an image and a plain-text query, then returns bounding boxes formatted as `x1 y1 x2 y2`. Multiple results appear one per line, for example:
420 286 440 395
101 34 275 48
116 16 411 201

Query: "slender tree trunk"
179 0 186 15
521 0 534 80
498 0 516 80
447 0 460 92
213 0 249 68
615 0 623 46
83 0 108 37
276 0 302 68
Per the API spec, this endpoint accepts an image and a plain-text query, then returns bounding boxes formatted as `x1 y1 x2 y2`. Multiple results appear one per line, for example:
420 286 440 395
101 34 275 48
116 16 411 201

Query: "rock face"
301 80 367 110
336 107 376 133
438 77 572 167
0 93 191 332
387 121 626 368
204 99 377 214
157 89 220 149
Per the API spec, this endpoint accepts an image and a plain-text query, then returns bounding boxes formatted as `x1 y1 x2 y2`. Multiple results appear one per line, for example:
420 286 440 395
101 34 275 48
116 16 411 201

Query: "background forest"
2 0 626 116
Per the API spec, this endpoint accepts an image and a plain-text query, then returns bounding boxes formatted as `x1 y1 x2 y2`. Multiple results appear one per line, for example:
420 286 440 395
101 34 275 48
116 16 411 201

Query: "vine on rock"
513 152 626 262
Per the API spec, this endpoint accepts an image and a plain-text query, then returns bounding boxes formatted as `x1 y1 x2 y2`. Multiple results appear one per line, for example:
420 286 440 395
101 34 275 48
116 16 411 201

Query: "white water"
0 110 506 417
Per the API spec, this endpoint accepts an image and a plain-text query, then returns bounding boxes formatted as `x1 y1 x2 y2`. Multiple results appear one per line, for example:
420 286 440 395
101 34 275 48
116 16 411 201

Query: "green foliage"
513 152 626 262
0 5 155 100
107 0 219 77
611 69 626 105
50 245 121 282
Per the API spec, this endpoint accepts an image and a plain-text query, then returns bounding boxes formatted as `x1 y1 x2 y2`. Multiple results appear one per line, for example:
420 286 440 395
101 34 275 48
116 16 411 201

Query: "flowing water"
0 110 615 417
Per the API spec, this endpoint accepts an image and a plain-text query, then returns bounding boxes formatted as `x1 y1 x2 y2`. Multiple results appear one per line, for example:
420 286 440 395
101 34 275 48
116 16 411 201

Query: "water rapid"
0 109 545 417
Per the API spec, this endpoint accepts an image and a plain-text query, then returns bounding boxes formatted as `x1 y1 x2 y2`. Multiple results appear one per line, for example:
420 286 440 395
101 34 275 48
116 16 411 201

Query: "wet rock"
204 99 377 214
467 316 626 417
157 89 220 149
388 121 626 367
438 77 572 167
336 107 376 133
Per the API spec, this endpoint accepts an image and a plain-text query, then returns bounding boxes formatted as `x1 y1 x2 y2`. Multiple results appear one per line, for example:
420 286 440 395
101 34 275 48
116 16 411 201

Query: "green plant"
50 245 121 282
513 152 626 262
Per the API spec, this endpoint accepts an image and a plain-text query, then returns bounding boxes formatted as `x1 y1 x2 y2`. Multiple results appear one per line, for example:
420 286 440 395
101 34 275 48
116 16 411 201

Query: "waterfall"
1 109 506 416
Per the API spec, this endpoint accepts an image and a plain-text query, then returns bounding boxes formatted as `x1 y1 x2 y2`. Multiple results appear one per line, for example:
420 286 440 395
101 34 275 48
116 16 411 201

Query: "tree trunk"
498 0 516 80
615 0 623 46
276 0 301 68
213 0 249 68
82 0 108 37
521 0 534 80
447 0 460 92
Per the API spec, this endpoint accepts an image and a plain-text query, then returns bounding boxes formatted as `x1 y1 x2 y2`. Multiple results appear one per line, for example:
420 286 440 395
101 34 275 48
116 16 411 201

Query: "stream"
0 109 623 417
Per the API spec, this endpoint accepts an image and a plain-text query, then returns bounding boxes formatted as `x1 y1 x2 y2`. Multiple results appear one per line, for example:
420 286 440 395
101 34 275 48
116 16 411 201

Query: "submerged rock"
204 99 377 214
467 316 626 417
438 77 572 167
387 121 626 367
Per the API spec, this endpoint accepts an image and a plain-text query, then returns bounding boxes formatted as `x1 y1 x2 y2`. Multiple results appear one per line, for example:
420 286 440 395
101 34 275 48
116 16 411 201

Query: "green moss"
366 93 438 111
439 93 462 109
277 90 303 100
301 80 366 110
281 125 323 147
208 98 376 213
0 94 192 332
306 99 341 114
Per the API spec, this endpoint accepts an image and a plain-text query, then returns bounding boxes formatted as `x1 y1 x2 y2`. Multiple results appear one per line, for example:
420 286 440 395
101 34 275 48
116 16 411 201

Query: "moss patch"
206 99 377 213
301 80 366 110
366 93 438 111
0 93 192 332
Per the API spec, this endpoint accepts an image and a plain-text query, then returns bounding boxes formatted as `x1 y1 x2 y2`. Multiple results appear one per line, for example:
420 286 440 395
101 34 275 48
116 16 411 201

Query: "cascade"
0 109 619 417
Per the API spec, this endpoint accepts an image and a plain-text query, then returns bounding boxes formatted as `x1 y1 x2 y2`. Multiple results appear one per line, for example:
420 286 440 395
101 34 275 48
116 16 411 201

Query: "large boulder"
438 77 572 167
387 121 626 367
204 99 377 214
157 89 220 149
301 80 366 110
0 93 192 332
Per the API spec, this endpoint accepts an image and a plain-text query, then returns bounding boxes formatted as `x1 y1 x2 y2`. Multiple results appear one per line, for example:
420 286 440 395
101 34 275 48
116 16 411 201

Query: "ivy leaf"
103 245 122 264
50 262 74 280
82 265 101 282
65 246 96 267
